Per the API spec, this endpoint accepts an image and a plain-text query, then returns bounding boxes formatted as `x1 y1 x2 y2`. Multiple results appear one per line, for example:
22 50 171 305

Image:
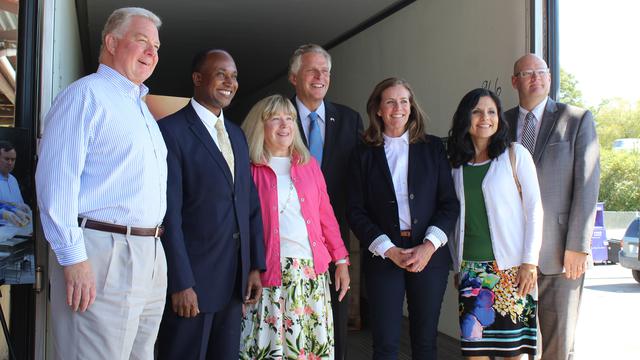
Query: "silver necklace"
279 178 295 214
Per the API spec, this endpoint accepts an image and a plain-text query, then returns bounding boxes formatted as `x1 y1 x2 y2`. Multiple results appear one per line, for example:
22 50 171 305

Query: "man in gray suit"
505 54 600 360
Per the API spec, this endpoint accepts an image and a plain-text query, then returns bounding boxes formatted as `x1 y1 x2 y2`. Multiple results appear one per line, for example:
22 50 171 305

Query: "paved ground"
574 263 640 359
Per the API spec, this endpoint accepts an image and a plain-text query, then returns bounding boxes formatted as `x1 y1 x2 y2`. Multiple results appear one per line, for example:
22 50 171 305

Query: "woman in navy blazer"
348 78 459 360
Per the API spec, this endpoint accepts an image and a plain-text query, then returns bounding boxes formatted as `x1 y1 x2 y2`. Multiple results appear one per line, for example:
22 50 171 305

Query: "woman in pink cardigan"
239 94 350 360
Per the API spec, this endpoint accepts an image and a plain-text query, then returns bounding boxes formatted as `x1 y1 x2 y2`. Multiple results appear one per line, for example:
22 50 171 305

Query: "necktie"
521 112 537 155
214 119 235 181
308 112 323 165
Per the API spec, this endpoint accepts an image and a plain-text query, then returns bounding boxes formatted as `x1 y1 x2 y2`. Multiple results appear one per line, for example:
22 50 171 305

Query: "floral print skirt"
240 257 334 360
458 260 537 358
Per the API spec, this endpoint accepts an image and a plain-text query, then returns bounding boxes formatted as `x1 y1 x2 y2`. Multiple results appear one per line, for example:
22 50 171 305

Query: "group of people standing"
35 6 600 360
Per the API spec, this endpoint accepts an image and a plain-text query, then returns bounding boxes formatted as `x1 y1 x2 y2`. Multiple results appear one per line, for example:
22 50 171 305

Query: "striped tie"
215 119 235 181
308 112 323 165
521 112 537 155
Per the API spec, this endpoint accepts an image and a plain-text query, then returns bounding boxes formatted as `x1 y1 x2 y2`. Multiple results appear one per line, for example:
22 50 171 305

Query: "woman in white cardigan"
446 88 543 360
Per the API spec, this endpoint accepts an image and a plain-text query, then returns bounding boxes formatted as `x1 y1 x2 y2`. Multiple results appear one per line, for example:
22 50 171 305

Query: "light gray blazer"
505 98 600 275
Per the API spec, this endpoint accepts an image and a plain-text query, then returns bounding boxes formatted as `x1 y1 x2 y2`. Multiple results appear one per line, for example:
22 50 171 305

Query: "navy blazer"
347 135 459 268
293 99 363 247
158 103 265 313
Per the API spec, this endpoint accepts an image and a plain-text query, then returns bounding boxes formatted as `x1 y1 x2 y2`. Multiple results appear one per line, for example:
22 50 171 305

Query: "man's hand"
402 242 436 273
63 260 96 312
334 263 350 302
244 270 262 305
171 288 199 317
384 246 409 269
564 250 588 280
2 209 30 226
14 203 31 214
515 263 537 297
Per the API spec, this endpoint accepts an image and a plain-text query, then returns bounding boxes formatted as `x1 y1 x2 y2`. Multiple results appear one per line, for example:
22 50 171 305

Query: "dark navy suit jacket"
158 103 265 313
347 135 459 268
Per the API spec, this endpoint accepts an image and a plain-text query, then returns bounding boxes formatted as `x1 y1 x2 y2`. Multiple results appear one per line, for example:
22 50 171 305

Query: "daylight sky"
560 0 640 106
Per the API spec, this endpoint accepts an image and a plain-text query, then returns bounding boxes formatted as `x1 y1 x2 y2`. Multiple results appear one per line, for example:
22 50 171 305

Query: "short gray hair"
100 7 161 52
288 43 332 76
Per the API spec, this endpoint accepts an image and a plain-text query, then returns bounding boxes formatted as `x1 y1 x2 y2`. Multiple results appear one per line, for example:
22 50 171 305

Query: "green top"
462 161 495 261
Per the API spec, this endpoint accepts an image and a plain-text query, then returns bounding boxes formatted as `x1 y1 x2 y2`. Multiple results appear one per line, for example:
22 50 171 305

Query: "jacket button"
306 219 311 224
274 229 278 234
409 194 415 200
413 219 418 224
300 197 304 202
312 242 316 246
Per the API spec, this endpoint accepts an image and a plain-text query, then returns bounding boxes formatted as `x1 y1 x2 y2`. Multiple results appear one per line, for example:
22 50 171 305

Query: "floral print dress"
240 257 334 360
458 260 537 358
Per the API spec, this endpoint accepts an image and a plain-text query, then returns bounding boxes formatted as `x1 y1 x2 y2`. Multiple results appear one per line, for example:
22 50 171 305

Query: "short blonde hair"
241 94 310 165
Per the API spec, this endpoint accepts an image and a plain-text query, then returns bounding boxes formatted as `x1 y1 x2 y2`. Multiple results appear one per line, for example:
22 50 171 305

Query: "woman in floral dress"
240 94 350 360
446 88 543 359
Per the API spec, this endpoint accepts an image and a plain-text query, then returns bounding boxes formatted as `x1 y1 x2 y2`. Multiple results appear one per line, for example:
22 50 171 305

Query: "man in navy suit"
157 49 265 360
288 43 363 360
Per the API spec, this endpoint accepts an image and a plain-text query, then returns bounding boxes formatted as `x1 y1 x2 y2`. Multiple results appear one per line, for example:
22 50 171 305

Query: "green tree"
593 98 640 148
559 68 585 108
599 149 640 211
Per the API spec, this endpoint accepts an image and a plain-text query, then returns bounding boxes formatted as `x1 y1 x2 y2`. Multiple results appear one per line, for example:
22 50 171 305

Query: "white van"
612 138 640 151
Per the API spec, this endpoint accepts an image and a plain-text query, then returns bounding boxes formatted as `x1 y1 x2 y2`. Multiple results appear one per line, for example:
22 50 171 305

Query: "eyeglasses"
514 68 550 78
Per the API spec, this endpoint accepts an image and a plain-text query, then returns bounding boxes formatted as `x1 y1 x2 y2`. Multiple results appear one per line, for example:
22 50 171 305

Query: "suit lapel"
322 101 338 170
407 142 418 217
373 146 396 196
533 98 559 163
185 105 234 187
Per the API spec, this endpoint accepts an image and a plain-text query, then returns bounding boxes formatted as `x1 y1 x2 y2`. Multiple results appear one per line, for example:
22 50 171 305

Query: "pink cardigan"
251 156 348 287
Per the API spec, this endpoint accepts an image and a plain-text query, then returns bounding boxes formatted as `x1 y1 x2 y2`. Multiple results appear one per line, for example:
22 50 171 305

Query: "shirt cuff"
335 258 349 265
423 225 447 248
53 242 88 266
368 234 395 258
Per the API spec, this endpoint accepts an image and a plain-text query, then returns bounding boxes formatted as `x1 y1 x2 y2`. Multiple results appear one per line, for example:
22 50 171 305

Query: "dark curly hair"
446 88 510 168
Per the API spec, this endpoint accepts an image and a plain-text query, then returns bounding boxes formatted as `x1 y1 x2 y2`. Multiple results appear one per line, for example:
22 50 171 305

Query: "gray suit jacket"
505 98 600 274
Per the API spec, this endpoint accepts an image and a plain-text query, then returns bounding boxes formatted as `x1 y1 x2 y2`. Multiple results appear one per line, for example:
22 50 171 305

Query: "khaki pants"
49 228 167 360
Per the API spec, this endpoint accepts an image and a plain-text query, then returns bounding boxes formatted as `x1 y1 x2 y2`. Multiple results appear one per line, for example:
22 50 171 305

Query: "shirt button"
409 194 415 199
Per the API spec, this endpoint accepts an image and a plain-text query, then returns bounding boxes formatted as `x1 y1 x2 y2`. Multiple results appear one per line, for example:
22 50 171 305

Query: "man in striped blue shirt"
36 7 168 359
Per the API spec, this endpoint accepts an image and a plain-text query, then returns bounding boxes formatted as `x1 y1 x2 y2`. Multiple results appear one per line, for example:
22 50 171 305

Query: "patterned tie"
521 112 537 155
308 112 323 165
214 119 235 181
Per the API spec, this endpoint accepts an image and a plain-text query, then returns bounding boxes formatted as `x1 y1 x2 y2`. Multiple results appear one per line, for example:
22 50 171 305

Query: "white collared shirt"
190 98 226 150
368 131 447 258
36 64 168 266
516 97 548 146
295 97 326 143
383 132 411 230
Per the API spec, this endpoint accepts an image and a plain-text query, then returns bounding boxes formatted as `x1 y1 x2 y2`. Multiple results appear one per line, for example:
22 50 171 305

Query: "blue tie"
308 112 323 165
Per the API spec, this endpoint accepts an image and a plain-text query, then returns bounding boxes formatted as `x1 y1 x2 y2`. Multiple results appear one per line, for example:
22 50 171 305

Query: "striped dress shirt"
36 64 168 266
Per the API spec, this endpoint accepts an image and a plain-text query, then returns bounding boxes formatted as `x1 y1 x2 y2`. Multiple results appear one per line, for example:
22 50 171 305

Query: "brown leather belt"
79 218 164 237
400 230 411 238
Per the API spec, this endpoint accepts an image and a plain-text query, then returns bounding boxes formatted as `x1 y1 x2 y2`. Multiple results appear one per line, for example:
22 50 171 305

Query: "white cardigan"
449 143 543 271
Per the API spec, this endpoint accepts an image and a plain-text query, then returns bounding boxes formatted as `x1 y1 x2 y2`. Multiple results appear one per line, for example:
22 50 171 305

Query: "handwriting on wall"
481 77 502 96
